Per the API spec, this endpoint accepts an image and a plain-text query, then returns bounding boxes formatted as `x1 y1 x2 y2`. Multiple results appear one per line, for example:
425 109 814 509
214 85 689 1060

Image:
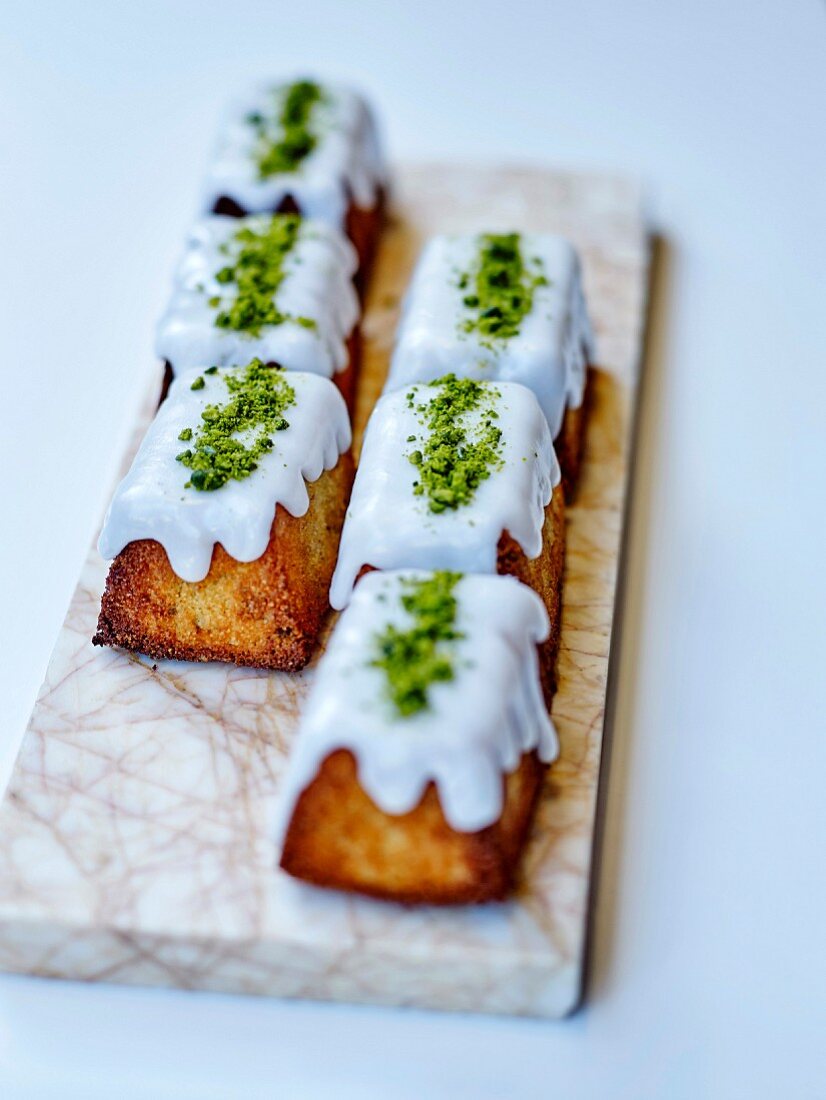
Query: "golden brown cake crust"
555 365 594 502
280 747 546 905
336 328 361 412
497 485 565 704
93 454 354 670
346 190 385 293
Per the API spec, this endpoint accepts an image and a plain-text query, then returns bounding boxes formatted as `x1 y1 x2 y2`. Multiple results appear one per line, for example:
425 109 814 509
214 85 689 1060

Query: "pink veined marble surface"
0 165 649 1018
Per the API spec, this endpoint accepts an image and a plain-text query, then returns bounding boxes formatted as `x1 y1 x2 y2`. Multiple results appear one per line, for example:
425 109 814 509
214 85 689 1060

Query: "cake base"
556 374 591 501
280 749 546 905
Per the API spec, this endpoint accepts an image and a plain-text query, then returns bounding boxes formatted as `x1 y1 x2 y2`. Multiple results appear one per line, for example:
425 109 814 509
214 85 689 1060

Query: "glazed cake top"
278 570 558 835
155 214 359 378
201 80 385 228
98 362 350 582
329 377 559 609
385 232 594 438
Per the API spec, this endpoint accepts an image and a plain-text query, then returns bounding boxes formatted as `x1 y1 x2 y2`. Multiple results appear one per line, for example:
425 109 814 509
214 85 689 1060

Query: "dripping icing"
385 232 594 439
330 379 558 609
156 214 359 379
278 571 558 835
98 365 351 582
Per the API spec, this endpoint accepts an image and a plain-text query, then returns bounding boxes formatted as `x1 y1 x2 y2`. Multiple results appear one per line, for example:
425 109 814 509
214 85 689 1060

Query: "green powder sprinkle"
371 572 464 718
207 214 316 338
457 233 548 344
176 358 295 491
247 80 325 179
405 375 504 513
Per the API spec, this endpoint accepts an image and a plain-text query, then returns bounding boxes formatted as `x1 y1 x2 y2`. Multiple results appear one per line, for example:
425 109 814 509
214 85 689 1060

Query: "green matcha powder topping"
246 79 325 179
207 214 316 337
176 358 295 491
406 374 504 513
371 572 465 718
458 232 548 343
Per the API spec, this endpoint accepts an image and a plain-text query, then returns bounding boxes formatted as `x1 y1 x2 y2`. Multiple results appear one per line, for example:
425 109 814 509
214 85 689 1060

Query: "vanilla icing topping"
155 215 359 378
330 380 559 609
202 82 385 228
98 366 351 582
278 571 558 835
385 233 594 438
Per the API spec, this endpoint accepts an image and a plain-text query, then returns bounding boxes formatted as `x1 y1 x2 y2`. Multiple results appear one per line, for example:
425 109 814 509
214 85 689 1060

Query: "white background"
1 1 825 1096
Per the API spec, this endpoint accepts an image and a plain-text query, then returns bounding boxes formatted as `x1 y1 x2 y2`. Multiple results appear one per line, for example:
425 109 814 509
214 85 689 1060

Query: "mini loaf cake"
330 375 564 695
202 79 385 278
156 213 361 407
94 360 352 669
279 570 559 904
385 232 594 497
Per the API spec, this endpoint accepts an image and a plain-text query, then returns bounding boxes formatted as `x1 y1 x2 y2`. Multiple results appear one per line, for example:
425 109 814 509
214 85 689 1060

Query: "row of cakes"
95 79 384 668
92 79 595 905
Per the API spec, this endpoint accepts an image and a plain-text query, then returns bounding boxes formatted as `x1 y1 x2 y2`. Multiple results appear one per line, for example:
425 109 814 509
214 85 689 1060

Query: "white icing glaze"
385 233 594 438
155 215 359 378
202 81 386 229
278 571 558 835
330 380 559 609
98 367 351 582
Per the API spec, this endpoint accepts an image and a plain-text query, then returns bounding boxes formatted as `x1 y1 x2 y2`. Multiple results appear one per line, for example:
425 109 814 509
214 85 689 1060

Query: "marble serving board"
0 165 649 1018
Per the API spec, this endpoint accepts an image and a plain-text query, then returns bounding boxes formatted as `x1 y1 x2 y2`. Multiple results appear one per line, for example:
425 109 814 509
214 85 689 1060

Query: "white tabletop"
1 1 824 1096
